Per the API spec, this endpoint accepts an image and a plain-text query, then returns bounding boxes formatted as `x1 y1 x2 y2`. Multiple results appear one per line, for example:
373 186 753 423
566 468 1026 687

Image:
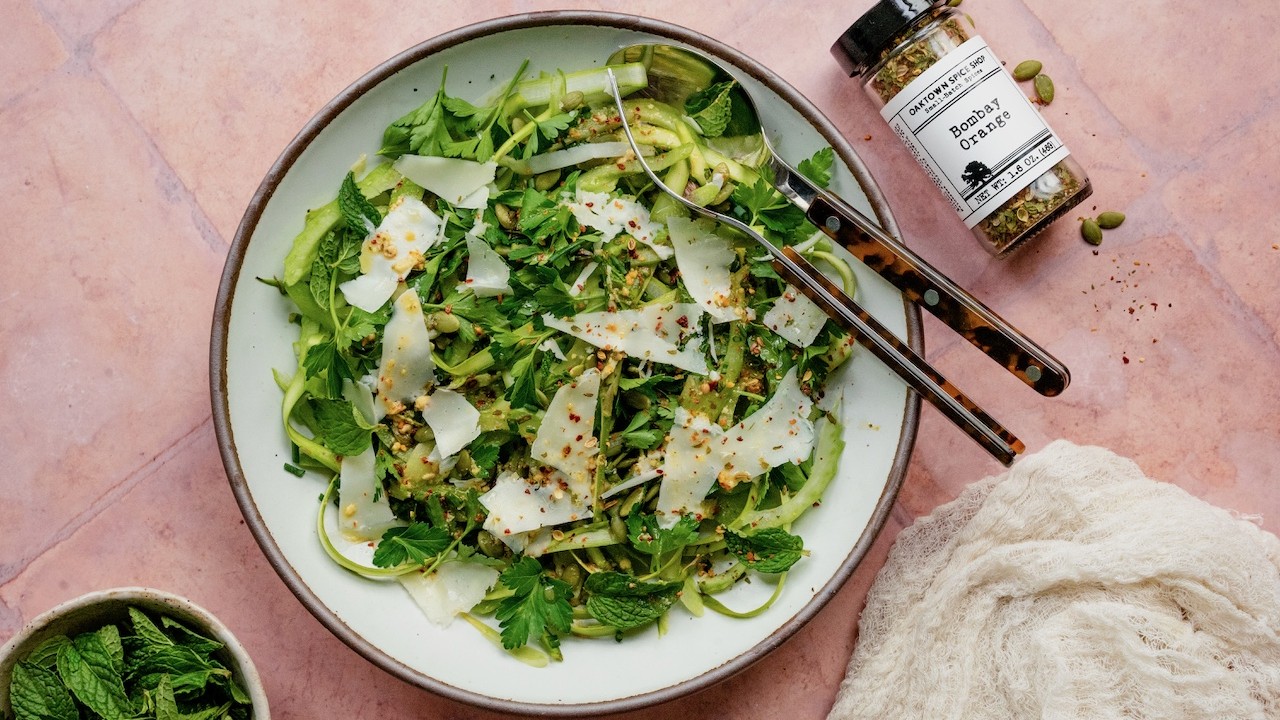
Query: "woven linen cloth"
828 440 1280 720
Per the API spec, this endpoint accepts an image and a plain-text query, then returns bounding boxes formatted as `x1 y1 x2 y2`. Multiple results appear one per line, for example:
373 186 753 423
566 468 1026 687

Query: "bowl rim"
210 9 921 716
0 586 269 717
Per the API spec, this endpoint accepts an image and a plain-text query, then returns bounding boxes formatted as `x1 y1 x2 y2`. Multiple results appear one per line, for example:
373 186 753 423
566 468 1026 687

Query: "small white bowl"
0 587 269 718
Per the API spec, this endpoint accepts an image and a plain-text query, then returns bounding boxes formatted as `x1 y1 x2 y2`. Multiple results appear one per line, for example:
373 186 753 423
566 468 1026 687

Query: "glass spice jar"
831 0 1091 256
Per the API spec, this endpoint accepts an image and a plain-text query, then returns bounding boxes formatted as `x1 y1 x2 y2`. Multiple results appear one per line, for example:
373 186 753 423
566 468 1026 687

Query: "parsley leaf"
626 513 699 557
584 572 683 631
372 523 452 567
468 439 501 476
725 527 805 573
338 171 381 233
302 339 354 399
797 147 835 189
495 557 573 651
309 399 372 456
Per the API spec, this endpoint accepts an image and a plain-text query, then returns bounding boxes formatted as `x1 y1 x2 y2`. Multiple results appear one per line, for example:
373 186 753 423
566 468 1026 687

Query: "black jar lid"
831 0 944 76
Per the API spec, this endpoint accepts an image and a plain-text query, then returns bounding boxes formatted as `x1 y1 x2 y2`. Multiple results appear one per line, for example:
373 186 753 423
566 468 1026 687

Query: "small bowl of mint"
0 587 267 719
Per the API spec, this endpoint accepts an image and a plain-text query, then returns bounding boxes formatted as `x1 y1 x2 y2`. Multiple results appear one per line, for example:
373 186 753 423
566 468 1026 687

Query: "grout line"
31 0 230 254
0 416 213 587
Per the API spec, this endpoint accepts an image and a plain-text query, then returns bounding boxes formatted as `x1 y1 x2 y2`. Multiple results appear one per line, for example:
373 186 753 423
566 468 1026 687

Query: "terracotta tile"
0 72 222 576
910 229 1280 534
91 1 517 244
1023 0 1280 160
1162 116 1280 346
0 0 68 106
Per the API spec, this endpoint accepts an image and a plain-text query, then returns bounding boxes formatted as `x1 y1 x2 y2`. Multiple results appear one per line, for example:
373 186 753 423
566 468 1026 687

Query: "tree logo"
961 161 993 188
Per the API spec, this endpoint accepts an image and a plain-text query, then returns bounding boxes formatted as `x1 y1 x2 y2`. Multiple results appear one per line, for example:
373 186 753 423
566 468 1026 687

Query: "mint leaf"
797 147 835 189
371 523 451 567
129 607 174 649
725 527 805 573
684 80 736 137
125 644 227 696
338 172 381 234
157 616 223 655
94 624 124 675
22 635 69 669
310 399 372 456
584 572 682 631
10 661 77 720
495 557 573 651
626 513 699 557
58 635 133 720
154 674 180 720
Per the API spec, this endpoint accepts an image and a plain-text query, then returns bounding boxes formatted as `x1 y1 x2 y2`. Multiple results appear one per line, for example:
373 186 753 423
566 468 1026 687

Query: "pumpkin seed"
1012 60 1042 81
1096 211 1126 229
1081 218 1103 245
1034 74 1055 104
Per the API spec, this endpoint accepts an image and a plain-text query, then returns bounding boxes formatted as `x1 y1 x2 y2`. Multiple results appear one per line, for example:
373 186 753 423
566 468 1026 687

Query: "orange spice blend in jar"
832 0 1091 256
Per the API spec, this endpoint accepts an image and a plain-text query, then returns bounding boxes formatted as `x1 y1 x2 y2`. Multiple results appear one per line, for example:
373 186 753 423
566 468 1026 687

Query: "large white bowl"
211 11 919 715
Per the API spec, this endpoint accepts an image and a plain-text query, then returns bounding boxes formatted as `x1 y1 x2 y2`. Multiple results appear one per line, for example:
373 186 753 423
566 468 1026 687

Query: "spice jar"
831 0 1091 256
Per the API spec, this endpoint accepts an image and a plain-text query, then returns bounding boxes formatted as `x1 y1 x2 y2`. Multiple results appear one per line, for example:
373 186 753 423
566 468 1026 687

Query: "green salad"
267 59 859 665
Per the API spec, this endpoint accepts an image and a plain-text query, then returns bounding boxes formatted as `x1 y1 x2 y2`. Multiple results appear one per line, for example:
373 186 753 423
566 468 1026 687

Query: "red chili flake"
568 412 581 423
1122 355 1130 364
675 315 689 328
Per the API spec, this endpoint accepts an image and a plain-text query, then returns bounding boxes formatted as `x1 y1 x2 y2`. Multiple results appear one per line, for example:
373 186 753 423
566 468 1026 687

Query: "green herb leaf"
725 527 805 573
310 399 373 456
371 523 452 567
797 147 835 189
9 661 78 720
301 339 355 399
58 635 133 720
338 172 381 234
584 572 683 630
154 674 180 720
22 635 69 669
684 80 736 138
129 607 174 650
157 616 223 655
626 513 699 557
495 557 573 651
468 440 501 475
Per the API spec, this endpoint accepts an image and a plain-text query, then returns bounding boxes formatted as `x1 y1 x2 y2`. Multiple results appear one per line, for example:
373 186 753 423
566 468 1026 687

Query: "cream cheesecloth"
828 440 1280 720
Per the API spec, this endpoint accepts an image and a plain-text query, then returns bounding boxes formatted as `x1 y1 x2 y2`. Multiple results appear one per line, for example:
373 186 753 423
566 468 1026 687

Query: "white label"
880 36 1071 228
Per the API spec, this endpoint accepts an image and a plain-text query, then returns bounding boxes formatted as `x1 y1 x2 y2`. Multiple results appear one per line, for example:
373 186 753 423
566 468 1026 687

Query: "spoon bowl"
610 42 1070 398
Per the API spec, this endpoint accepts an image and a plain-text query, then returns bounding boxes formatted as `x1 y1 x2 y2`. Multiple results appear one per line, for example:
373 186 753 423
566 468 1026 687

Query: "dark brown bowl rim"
210 10 921 717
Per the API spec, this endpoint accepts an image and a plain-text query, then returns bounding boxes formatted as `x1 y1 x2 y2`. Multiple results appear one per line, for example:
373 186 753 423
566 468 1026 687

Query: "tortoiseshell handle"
774 248 1025 466
806 195 1070 397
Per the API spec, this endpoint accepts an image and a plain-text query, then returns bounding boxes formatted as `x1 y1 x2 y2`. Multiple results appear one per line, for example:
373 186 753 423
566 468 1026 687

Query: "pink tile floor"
3 1 1278 718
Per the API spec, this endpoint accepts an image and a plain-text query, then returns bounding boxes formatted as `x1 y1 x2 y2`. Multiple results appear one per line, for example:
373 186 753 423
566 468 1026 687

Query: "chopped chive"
283 463 306 477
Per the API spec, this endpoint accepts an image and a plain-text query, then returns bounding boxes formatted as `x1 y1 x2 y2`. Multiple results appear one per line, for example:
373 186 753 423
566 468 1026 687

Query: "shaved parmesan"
337 448 399 541
393 155 496 208
480 471 593 539
376 289 435 414
668 217 740 323
493 528 555 557
340 195 442 313
566 189 672 259
655 408 726 523
763 285 828 348
655 368 816 521
717 367 815 480
399 561 499 627
531 368 600 493
420 388 481 458
458 226 512 298
542 303 708 374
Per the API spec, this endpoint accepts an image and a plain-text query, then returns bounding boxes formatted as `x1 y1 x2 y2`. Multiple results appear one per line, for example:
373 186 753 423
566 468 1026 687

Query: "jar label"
879 36 1071 228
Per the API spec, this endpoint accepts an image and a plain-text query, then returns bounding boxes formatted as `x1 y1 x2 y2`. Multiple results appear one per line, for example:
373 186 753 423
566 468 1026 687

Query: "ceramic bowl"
0 587 269 718
211 11 920 715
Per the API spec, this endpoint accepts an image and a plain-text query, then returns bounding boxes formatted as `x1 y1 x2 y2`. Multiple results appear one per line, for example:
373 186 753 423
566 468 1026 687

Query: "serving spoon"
604 68 1024 466
606 43 1069 398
